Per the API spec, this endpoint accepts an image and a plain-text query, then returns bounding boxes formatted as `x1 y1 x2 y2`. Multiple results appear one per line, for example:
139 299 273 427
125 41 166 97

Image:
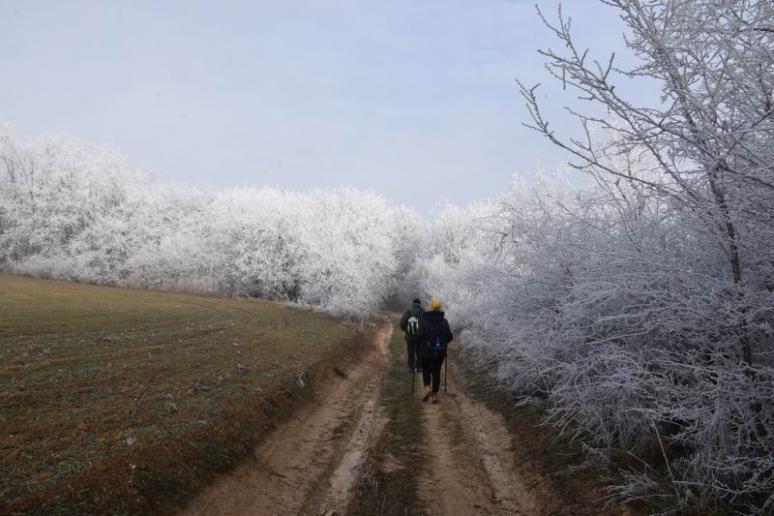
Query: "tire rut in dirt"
418 386 500 516
445 367 540 515
348 325 426 516
303 324 392 515
179 322 392 516
416 360 547 516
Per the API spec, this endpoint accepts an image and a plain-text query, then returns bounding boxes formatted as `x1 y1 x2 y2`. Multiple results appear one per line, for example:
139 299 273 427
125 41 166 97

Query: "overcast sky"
1 0 652 211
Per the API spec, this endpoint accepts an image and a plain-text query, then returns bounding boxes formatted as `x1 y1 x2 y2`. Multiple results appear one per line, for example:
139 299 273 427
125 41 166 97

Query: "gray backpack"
406 315 420 337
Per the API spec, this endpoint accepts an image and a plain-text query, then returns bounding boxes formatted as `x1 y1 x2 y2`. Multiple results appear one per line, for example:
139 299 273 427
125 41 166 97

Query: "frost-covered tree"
418 1 774 512
0 125 409 318
520 0 774 364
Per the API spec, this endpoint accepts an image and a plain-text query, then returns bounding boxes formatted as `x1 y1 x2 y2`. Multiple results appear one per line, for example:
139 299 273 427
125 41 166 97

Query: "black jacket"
399 303 424 342
418 310 453 359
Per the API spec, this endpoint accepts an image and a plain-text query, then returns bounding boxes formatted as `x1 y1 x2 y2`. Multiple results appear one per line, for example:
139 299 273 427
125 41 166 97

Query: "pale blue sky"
1 1 650 210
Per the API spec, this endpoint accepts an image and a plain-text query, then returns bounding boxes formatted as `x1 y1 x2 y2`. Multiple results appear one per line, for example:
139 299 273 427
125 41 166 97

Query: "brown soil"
180 320 631 516
179 321 393 516
0 273 365 515
453 354 637 516
4 276 635 515
418 390 500 515
454 388 540 513
416 366 541 515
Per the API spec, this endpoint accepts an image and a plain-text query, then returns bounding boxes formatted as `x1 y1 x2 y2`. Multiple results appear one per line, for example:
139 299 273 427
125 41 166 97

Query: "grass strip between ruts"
350 324 427 516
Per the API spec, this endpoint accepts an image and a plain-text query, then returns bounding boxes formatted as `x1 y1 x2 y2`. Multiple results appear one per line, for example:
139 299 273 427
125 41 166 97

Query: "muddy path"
416 364 541 516
181 320 625 516
180 321 392 516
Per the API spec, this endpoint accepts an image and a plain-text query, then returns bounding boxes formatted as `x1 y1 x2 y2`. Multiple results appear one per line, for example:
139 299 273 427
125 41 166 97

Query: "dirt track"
180 320 621 515
417 369 542 516
181 322 392 516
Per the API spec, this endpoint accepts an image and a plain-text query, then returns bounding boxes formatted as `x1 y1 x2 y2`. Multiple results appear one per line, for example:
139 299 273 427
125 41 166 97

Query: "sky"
0 0 653 211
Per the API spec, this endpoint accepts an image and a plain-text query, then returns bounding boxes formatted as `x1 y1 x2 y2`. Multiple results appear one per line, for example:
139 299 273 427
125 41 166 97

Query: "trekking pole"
444 357 448 394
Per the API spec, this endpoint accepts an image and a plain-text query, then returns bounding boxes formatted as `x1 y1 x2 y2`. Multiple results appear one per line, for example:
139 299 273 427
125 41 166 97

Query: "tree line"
0 124 418 317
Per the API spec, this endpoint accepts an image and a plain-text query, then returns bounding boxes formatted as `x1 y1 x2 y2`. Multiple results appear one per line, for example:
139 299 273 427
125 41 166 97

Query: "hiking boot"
421 386 432 402
431 393 440 404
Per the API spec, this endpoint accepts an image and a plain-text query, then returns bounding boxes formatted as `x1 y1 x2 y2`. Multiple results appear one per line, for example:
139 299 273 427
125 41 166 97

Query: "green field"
0 273 366 515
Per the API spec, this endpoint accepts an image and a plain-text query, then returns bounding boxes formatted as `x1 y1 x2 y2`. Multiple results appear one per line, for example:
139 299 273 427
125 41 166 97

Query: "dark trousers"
406 340 420 370
421 356 445 393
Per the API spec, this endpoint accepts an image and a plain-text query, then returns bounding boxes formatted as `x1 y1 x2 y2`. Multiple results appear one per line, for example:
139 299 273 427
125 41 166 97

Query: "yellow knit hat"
430 299 442 310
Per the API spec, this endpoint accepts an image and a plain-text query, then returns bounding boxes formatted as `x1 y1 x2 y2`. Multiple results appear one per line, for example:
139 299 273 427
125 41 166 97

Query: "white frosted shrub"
0 127 407 318
418 165 774 511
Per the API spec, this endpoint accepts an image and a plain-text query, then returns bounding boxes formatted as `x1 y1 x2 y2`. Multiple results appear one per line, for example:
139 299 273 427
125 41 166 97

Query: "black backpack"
429 334 447 358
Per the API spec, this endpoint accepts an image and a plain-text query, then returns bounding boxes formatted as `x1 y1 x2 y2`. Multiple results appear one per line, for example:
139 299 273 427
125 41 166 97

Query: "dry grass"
0 273 366 515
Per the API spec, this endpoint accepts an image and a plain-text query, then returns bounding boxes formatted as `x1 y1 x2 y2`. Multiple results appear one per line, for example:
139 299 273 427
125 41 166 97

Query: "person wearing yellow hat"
417 298 453 403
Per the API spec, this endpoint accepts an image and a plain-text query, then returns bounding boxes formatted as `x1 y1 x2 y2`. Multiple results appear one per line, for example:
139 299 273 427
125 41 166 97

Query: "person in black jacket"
417 299 453 403
399 298 424 372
